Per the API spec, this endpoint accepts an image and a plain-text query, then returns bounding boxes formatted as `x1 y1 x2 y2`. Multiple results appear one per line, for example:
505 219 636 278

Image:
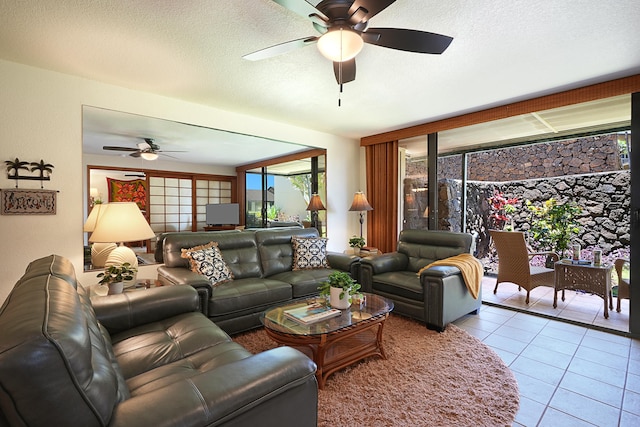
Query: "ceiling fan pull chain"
338 59 343 107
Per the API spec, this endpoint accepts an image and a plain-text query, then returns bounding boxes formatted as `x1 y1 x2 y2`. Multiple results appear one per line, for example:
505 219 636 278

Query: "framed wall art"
1 189 57 215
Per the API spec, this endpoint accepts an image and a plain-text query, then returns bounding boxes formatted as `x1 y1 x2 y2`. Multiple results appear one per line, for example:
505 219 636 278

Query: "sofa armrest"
157 265 213 315
92 286 200 334
109 347 318 427
327 252 360 275
360 252 408 275
419 265 462 278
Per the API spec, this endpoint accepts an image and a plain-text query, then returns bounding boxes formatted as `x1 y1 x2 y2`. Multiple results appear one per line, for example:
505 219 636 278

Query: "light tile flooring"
453 278 639 426
481 276 630 333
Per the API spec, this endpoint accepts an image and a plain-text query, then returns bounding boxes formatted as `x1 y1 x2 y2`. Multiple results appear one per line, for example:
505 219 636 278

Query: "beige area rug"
234 315 519 427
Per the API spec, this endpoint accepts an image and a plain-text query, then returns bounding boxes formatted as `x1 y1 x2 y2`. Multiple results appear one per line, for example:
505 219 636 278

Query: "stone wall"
438 133 621 182
454 170 630 259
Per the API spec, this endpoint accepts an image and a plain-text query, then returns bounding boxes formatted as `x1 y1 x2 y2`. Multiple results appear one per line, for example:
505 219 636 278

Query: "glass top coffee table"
261 293 393 389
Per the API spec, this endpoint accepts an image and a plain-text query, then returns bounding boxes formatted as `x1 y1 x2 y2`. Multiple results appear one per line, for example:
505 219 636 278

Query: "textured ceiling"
1 0 638 143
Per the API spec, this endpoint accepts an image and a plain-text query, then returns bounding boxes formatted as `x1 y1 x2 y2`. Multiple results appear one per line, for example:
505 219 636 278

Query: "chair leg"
525 291 530 304
493 282 499 295
617 297 621 313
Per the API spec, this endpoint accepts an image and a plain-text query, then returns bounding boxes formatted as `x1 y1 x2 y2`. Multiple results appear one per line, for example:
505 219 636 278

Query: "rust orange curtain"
365 140 398 253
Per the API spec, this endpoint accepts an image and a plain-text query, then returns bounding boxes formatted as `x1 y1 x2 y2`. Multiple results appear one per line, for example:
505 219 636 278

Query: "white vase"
108 282 124 295
329 286 351 309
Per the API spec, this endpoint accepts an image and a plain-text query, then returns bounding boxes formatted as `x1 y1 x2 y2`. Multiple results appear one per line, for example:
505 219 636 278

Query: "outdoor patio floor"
481 275 630 334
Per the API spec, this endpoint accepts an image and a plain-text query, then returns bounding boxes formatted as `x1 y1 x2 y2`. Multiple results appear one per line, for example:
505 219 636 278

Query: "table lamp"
84 204 116 268
306 194 326 231
349 191 373 238
88 202 155 268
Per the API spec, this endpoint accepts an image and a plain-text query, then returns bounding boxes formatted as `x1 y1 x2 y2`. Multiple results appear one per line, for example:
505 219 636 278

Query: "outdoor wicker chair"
490 230 559 304
614 258 630 312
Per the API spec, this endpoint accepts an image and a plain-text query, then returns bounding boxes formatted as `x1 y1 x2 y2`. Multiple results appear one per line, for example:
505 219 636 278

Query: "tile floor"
481 276 630 333
453 278 639 426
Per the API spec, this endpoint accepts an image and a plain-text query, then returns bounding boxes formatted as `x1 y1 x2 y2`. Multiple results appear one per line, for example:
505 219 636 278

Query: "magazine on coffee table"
284 303 341 324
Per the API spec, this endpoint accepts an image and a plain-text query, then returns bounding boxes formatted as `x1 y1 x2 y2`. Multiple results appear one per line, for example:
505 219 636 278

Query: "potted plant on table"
97 263 137 295
318 271 362 310
348 235 366 255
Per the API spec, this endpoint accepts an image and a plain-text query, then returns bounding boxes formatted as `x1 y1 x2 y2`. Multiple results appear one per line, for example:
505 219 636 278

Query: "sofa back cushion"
398 230 473 272
208 231 263 279
256 228 321 277
0 255 127 427
162 231 237 266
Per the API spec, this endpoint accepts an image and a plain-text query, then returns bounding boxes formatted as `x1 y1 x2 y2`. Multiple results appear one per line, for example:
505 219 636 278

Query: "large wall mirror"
83 106 325 271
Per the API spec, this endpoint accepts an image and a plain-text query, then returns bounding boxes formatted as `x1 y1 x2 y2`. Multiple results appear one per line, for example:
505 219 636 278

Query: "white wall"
0 59 362 303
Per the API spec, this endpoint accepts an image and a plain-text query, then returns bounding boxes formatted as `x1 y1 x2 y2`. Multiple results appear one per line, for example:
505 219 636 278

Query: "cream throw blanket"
417 253 483 299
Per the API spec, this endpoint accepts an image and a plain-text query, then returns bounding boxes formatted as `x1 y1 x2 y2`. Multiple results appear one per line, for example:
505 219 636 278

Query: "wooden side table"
554 261 613 318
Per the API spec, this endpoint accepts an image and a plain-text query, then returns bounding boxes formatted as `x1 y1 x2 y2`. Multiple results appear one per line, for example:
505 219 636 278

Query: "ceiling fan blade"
129 152 142 158
243 36 318 61
271 0 328 25
349 0 396 23
103 146 138 152
333 58 356 84
364 27 453 54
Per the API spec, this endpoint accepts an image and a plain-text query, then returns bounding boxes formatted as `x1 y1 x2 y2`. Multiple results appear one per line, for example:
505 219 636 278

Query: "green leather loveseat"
156 227 359 334
0 255 318 427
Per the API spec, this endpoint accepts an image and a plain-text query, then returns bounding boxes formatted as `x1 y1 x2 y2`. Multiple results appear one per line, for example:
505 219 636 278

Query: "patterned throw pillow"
292 237 329 270
180 242 234 286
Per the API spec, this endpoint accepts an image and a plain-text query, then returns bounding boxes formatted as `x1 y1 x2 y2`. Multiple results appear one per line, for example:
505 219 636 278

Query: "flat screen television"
206 203 240 226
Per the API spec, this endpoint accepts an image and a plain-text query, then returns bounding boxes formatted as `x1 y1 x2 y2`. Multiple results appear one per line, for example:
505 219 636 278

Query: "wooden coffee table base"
264 313 389 389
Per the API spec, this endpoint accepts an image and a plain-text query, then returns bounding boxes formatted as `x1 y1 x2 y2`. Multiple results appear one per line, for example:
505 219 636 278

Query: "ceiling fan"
243 0 453 86
102 138 185 161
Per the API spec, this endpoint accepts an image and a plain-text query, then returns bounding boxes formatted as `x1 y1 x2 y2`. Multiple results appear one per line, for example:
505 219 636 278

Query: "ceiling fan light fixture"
140 151 158 161
317 27 363 62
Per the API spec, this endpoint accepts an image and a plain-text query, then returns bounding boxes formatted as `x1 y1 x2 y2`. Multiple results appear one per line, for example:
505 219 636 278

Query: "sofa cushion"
110 311 251 387
291 237 329 270
181 241 234 286
256 228 321 277
269 268 341 298
371 271 423 302
0 255 124 427
398 229 473 272
207 278 292 317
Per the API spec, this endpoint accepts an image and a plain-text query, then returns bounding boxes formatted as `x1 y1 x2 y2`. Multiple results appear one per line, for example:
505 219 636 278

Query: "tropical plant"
266 204 281 220
288 173 326 206
488 190 518 230
97 263 137 285
5 158 30 177
526 198 582 258
348 235 366 249
318 271 361 302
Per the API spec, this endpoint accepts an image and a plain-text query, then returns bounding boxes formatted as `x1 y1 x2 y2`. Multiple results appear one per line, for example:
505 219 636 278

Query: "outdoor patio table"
554 261 613 318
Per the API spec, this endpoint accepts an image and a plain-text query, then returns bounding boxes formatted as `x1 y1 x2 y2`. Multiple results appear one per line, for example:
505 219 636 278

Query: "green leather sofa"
0 255 318 427
157 228 359 334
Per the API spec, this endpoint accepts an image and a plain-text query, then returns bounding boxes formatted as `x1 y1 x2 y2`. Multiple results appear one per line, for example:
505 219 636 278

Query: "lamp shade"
140 151 158 161
306 194 326 211
349 192 373 212
317 27 364 62
83 203 107 232
89 202 155 243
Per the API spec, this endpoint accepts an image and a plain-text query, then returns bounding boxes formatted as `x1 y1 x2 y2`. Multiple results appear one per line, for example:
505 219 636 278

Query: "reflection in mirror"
244 155 326 235
83 106 325 270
